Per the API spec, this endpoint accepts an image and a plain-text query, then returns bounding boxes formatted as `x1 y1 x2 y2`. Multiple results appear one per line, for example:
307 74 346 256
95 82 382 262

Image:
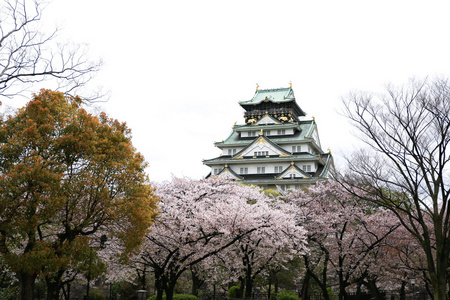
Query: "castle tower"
203 86 333 191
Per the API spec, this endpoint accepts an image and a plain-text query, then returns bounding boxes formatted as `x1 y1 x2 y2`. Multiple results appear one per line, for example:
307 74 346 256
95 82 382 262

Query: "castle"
204 85 333 191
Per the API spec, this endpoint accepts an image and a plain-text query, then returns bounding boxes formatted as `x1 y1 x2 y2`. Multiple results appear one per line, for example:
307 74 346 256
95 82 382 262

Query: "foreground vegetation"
1 3 448 295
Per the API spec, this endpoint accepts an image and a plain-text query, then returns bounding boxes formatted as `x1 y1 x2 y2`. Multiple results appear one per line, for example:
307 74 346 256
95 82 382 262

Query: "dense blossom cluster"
100 178 428 300
284 182 402 299
0 91 432 300
130 177 308 300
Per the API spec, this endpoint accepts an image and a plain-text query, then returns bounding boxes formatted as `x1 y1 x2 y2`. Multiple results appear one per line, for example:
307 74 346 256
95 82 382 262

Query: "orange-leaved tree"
0 89 159 300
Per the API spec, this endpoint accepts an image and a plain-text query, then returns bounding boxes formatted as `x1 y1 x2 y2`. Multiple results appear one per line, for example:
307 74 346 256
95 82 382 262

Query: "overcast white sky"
7 0 450 182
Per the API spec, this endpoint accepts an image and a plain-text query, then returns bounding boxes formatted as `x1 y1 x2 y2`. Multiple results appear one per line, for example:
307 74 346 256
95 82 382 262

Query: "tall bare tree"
0 0 102 100
340 77 450 300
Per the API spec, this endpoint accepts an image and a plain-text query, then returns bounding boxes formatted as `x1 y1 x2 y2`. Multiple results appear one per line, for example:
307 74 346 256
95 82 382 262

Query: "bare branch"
340 76 450 299
0 0 104 102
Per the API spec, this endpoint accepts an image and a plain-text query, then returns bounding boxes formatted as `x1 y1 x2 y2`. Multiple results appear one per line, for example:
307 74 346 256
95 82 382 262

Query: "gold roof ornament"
289 81 292 88
328 148 332 154
291 161 295 166
256 83 259 91
312 116 315 121
260 129 264 136
225 164 228 167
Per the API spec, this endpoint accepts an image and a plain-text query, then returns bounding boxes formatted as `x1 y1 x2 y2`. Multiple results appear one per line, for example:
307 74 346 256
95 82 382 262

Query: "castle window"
302 165 311 172
240 167 248 174
291 145 301 153
277 129 286 135
254 151 269 157
274 166 283 173
257 167 266 174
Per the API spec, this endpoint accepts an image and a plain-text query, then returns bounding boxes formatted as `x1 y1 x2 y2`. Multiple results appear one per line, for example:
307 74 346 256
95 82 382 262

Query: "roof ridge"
257 87 291 92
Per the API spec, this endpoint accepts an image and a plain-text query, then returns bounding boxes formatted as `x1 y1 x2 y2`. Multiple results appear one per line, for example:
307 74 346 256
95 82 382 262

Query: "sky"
6 0 450 182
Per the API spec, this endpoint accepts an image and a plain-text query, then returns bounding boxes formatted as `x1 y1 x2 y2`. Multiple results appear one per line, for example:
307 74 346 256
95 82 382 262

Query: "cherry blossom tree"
284 182 400 300
223 198 307 299
370 221 432 299
341 77 450 300
132 178 307 300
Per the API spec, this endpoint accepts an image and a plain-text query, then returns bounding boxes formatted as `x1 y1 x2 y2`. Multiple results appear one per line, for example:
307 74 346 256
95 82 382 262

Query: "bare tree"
340 77 450 300
0 0 103 101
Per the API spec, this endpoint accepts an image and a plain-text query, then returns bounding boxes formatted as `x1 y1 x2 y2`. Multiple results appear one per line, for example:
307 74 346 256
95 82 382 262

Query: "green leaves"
0 89 159 295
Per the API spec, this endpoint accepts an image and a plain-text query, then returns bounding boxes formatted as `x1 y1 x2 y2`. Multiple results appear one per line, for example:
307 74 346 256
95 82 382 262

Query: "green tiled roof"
318 153 333 178
278 163 312 179
215 120 317 146
203 152 321 164
239 87 306 117
240 87 295 105
231 135 291 159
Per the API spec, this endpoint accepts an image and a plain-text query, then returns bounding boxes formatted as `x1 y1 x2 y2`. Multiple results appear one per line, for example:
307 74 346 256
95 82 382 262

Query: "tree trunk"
86 270 91 300
46 271 65 300
138 267 147 290
245 277 253 299
300 270 311 300
191 268 204 296
237 278 245 298
46 281 61 300
431 258 448 300
399 281 406 300
337 256 347 300
17 271 37 300
155 273 165 300
165 281 176 300
62 283 71 300
365 279 383 300
274 274 279 298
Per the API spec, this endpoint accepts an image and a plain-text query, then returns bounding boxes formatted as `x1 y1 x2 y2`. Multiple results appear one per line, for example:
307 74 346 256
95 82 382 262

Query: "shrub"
277 290 300 300
148 294 197 300
174 295 198 300
228 286 242 299
326 288 337 300
88 289 105 300
0 286 18 300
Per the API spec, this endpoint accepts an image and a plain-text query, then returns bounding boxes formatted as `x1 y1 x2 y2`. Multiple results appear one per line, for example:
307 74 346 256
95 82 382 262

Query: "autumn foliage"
0 89 433 300
0 90 159 300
